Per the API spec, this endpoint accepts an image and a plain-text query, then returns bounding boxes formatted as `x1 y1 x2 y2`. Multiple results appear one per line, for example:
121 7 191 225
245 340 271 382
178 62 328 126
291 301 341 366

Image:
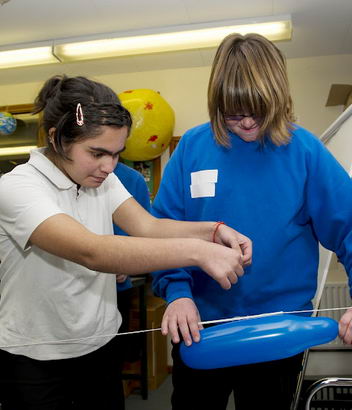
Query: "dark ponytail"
33 75 132 159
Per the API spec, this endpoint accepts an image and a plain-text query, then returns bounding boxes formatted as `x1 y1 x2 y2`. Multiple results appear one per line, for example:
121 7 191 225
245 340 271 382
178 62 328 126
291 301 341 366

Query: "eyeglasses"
224 114 260 122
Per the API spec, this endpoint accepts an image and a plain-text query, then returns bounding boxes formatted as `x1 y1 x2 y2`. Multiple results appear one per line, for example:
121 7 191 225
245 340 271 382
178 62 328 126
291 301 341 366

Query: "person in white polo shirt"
0 75 251 410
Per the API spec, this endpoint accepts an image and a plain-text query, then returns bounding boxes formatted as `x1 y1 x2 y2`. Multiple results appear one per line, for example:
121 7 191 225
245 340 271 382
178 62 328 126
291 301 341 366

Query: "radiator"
313 282 352 350
308 384 352 410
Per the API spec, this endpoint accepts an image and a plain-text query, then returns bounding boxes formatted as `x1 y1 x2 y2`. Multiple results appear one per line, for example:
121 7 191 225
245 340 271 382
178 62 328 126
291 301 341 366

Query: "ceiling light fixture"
0 15 291 69
55 15 292 62
0 44 60 69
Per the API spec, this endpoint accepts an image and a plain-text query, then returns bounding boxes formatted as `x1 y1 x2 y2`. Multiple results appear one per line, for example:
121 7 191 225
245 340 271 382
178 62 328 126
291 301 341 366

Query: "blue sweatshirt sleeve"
152 138 194 303
304 134 352 288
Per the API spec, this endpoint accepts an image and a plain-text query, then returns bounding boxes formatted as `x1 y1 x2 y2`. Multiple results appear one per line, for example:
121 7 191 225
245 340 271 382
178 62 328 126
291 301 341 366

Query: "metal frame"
303 377 352 410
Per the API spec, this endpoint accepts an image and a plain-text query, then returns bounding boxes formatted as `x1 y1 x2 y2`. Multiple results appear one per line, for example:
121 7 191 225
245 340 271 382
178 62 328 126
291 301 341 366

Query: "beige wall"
287 54 352 136
1 53 352 138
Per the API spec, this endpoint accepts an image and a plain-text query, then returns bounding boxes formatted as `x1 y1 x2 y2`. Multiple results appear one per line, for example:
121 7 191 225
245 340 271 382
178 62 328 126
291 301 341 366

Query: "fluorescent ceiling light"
0 145 37 157
0 46 59 69
55 17 291 62
0 15 291 68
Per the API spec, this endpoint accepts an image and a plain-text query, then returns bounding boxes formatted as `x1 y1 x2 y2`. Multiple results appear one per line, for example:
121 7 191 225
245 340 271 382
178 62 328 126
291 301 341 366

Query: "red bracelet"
212 221 225 243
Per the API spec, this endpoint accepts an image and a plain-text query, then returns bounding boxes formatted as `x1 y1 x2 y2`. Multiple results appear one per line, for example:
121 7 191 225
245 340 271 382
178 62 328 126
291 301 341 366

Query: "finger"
168 318 181 344
243 258 252 267
161 315 180 344
161 315 170 337
178 320 193 346
240 241 252 266
188 317 201 343
341 325 351 344
342 321 352 344
242 252 252 266
339 319 349 343
219 277 232 290
338 310 352 342
228 271 239 284
228 238 242 253
234 264 244 277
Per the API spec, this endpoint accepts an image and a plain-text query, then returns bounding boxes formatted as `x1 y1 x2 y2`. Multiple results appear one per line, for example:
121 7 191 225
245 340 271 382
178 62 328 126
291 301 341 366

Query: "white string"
0 328 162 349
0 306 350 349
199 306 351 325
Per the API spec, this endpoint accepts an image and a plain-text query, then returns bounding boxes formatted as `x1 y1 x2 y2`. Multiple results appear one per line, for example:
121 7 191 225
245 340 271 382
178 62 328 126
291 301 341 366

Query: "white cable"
0 306 350 349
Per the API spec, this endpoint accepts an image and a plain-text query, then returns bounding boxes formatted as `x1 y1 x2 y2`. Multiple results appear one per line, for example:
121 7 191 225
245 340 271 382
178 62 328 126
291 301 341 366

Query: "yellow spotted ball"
118 89 175 161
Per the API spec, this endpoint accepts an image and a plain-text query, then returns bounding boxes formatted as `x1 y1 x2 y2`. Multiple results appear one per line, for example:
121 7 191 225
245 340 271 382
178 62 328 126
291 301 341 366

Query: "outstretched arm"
114 197 252 259
30 210 246 289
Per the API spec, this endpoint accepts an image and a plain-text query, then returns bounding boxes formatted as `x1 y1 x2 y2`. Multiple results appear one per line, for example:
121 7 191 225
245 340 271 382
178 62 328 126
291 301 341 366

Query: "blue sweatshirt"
152 122 352 321
113 162 151 291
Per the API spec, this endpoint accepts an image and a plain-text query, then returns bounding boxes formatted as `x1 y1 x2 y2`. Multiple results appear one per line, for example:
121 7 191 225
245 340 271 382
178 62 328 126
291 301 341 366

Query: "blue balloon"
180 314 338 369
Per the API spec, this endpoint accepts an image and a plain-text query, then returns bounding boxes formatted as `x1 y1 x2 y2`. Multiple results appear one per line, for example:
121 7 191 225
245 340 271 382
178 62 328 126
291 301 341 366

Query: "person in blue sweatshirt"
152 33 352 410
113 161 151 291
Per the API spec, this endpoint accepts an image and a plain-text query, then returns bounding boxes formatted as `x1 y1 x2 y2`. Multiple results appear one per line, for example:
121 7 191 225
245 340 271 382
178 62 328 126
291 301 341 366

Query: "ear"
48 127 57 151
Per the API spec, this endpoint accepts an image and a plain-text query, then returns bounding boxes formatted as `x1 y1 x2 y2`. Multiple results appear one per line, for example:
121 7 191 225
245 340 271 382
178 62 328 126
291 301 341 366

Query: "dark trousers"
171 342 304 410
0 336 125 410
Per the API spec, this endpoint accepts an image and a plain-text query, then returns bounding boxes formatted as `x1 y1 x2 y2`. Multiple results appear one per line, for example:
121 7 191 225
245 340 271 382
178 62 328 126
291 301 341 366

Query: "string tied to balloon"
0 306 350 350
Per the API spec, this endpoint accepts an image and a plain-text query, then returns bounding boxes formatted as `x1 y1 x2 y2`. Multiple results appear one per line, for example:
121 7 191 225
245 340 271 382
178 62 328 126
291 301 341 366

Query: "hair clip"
76 103 84 126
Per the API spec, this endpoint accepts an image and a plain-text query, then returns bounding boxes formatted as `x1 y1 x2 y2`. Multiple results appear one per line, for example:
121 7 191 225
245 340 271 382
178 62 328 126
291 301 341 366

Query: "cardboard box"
125 294 168 391
326 84 352 110
145 296 168 390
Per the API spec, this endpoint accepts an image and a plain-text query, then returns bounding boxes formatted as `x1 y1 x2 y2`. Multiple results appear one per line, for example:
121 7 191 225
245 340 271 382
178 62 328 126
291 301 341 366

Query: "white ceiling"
0 0 352 85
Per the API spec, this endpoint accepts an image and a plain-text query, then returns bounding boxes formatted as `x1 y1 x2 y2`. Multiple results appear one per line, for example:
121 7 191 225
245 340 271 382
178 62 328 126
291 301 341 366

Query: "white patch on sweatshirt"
190 169 218 198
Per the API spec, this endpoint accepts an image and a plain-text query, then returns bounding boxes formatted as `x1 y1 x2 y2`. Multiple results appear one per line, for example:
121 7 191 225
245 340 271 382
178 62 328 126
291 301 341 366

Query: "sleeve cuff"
165 280 193 304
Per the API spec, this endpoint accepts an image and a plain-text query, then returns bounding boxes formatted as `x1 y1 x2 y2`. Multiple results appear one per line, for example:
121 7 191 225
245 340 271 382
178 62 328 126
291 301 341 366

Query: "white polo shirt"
0 148 131 360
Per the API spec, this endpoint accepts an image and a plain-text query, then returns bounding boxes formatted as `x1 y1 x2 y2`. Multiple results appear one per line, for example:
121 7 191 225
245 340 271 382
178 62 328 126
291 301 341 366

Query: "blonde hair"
208 33 295 147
